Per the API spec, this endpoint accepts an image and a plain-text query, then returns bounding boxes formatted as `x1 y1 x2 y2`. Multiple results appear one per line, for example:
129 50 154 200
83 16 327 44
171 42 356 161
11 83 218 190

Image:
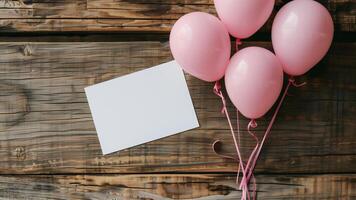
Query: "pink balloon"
170 12 231 82
272 0 334 76
214 0 275 39
225 47 284 119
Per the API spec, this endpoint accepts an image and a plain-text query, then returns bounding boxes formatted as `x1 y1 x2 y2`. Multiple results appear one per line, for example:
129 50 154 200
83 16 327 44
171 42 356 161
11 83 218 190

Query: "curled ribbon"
212 39 257 200
241 77 307 189
212 76 306 200
213 81 254 200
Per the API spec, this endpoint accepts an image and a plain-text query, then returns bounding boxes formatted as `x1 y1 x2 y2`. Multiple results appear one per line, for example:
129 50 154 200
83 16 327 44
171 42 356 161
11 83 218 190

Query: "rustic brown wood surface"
0 0 354 32
0 174 355 199
0 41 355 199
0 0 355 199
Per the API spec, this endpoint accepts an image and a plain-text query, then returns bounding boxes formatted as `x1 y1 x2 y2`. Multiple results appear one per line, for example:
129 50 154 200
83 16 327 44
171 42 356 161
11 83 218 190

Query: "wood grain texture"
0 41 354 175
0 174 354 199
0 0 354 32
0 0 354 198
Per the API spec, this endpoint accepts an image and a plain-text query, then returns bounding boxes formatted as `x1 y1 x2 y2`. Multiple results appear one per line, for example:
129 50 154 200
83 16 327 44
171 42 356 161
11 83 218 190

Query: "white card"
85 61 199 155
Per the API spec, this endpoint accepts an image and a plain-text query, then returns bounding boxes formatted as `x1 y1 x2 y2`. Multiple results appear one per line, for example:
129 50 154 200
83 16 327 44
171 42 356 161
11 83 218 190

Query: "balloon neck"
236 38 242 51
213 81 222 93
213 80 226 114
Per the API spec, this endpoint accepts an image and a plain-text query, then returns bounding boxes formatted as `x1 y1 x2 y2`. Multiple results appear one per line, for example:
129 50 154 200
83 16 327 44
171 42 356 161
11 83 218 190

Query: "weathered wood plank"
0 41 355 174
0 19 174 32
0 174 354 199
0 0 353 32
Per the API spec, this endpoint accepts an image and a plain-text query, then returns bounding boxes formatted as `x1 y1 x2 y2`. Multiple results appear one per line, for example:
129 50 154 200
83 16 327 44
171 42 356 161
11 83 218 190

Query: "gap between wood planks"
1 172 356 176
0 32 353 42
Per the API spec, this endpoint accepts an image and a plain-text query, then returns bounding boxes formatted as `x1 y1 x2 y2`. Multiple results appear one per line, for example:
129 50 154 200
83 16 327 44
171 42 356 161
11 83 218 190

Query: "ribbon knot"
236 38 242 45
213 80 256 200
213 81 222 94
214 81 226 114
289 77 307 87
212 76 307 200
248 119 258 129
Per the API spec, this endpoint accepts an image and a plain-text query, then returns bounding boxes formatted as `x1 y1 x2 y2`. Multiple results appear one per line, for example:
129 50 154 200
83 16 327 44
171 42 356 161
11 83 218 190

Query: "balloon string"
238 122 257 188
235 38 242 145
212 80 251 200
236 109 241 178
236 109 240 143
241 120 259 199
240 77 307 188
235 38 243 192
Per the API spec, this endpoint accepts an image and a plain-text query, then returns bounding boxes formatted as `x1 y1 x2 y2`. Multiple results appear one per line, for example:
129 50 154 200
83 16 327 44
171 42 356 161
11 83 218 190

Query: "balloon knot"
236 38 242 50
248 119 258 129
289 76 307 87
214 81 222 94
213 81 226 114
288 77 295 83
236 38 242 45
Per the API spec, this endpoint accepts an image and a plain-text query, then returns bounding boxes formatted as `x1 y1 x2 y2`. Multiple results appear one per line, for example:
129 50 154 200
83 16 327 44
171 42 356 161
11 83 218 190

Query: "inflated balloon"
272 0 334 76
225 47 284 119
170 12 231 82
214 0 274 39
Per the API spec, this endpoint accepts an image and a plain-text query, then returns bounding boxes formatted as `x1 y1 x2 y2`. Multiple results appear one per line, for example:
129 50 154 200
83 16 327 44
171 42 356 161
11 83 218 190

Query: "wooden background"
0 0 355 199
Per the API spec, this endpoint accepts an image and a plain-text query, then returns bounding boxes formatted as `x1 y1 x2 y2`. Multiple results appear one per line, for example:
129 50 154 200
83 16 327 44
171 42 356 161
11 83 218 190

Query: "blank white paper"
85 61 199 155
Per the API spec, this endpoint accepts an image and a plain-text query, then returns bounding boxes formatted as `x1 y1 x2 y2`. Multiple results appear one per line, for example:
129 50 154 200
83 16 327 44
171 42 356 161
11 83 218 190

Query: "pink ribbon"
213 81 251 199
212 39 258 200
212 76 306 199
240 77 306 189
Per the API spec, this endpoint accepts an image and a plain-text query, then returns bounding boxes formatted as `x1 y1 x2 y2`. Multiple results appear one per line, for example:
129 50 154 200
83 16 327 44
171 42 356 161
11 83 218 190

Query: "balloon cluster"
170 0 333 199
